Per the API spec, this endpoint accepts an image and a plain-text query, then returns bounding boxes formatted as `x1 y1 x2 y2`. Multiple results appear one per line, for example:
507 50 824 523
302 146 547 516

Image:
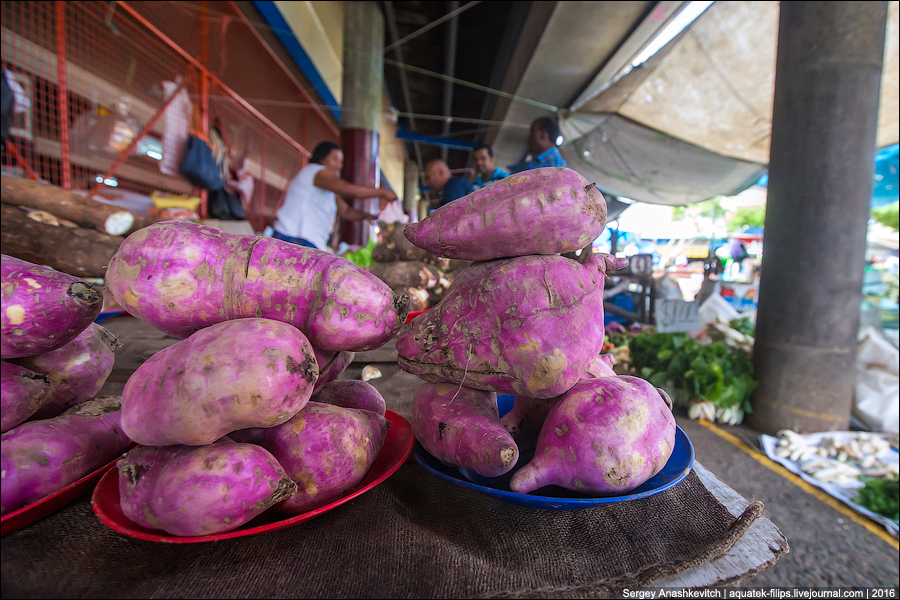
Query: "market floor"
98 315 900 590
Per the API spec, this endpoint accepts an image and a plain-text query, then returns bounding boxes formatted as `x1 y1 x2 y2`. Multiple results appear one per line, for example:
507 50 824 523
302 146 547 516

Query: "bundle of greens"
856 475 899 522
624 328 757 416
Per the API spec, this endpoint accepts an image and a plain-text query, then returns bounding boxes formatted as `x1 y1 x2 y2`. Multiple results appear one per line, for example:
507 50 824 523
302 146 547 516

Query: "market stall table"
0 316 788 598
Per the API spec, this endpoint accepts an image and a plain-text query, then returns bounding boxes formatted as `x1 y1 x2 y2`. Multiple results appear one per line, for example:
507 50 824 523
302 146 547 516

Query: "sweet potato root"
104 221 409 352
1 255 103 359
121 318 318 446
15 323 118 420
117 437 297 536
509 376 676 495
411 382 518 477
1 361 50 433
253 401 388 514
397 253 627 398
403 167 607 260
1 395 132 515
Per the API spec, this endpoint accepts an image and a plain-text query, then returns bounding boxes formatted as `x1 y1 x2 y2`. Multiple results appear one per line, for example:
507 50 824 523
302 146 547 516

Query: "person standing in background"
508 116 569 173
272 141 397 250
471 143 509 189
424 158 474 212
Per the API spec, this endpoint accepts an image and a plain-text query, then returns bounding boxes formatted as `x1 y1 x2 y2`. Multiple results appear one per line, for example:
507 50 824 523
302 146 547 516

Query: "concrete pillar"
403 159 419 223
339 1 385 246
748 2 887 435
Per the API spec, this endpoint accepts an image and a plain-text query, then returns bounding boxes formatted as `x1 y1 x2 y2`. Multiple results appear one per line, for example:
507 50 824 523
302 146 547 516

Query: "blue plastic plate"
413 425 694 510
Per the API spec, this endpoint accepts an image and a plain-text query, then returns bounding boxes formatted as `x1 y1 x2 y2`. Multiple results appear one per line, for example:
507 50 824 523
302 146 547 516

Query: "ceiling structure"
379 0 899 206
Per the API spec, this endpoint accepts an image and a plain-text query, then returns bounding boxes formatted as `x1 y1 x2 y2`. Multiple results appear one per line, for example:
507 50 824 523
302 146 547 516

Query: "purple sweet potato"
500 353 619 451
1 395 132 515
104 221 409 351
1 361 50 433
253 401 388 514
499 396 561 453
312 379 386 415
412 382 518 477
121 318 318 446
586 353 618 378
403 167 607 260
1 255 103 359
312 346 355 393
116 437 297 536
397 253 628 398
15 323 118 420
509 376 676 495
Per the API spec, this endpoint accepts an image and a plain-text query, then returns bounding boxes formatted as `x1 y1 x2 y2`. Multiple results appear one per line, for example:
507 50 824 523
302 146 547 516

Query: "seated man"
471 143 510 189
424 158 474 211
508 116 569 173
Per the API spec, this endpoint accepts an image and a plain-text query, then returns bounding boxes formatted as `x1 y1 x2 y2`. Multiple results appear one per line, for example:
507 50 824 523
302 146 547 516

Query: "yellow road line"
695 418 899 550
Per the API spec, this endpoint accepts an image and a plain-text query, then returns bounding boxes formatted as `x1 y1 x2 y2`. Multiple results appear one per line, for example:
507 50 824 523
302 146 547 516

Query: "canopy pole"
748 1 888 435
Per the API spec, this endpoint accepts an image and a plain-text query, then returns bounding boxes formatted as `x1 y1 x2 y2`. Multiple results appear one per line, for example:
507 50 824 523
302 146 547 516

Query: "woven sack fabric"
0 463 763 599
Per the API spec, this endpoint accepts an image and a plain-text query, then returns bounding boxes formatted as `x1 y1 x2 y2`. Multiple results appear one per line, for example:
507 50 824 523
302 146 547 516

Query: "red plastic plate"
91 410 415 543
405 309 426 323
1 444 136 536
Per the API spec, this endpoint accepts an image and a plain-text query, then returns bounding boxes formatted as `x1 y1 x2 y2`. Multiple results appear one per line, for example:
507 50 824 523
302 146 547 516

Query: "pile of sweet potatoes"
110 315 390 535
398 167 677 495
2 256 128 515
87 222 400 535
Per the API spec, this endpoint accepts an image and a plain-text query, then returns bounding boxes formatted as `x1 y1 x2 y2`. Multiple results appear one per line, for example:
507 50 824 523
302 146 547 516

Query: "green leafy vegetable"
729 317 755 337
342 238 377 268
626 330 757 413
856 476 899 522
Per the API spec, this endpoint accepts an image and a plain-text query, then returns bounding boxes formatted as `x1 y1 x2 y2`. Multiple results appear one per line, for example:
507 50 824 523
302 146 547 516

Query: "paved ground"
98 315 900 590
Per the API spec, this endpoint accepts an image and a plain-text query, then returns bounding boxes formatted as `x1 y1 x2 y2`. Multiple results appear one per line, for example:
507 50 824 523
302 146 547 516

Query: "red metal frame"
116 1 309 158
91 78 188 194
2 1 324 231
5 140 40 181
55 1 72 189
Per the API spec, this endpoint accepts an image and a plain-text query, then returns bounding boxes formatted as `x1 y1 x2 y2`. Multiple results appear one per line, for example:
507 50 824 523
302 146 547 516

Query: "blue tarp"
754 143 899 209
872 144 899 208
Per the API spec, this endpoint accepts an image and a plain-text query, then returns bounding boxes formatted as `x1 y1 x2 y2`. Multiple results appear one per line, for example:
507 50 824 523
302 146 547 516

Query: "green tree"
672 198 727 222
728 206 766 232
871 201 899 232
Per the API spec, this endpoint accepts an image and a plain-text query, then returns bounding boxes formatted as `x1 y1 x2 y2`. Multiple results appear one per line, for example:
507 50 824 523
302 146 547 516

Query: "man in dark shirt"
424 158 474 211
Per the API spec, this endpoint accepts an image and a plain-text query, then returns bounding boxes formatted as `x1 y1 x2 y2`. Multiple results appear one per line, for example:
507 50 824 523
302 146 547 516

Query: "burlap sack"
1 463 763 599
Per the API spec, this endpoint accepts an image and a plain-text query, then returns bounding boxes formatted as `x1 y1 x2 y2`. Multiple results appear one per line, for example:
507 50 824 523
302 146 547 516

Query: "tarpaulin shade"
560 113 766 206
558 0 899 206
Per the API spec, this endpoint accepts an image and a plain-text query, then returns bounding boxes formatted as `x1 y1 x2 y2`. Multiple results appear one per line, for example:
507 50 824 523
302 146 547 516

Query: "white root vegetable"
773 429 898 489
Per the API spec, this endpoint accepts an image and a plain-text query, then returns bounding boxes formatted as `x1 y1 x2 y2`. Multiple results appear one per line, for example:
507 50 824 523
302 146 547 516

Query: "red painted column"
339 128 379 246
338 2 385 247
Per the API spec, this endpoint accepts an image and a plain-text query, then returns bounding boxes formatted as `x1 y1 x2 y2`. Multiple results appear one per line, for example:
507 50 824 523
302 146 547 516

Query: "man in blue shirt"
508 116 569 173
424 158 474 211
471 143 510 189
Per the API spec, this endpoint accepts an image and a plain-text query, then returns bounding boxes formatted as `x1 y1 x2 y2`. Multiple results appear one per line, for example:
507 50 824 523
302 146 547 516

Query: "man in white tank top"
272 141 398 250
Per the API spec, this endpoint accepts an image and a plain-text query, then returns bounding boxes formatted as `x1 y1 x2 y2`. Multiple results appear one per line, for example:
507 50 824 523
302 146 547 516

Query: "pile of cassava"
1 222 410 536
398 167 677 494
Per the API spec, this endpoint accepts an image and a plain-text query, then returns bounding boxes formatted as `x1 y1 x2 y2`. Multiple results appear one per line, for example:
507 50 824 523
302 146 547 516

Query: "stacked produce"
1 256 127 515
364 221 455 312
398 167 678 495
92 221 402 536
